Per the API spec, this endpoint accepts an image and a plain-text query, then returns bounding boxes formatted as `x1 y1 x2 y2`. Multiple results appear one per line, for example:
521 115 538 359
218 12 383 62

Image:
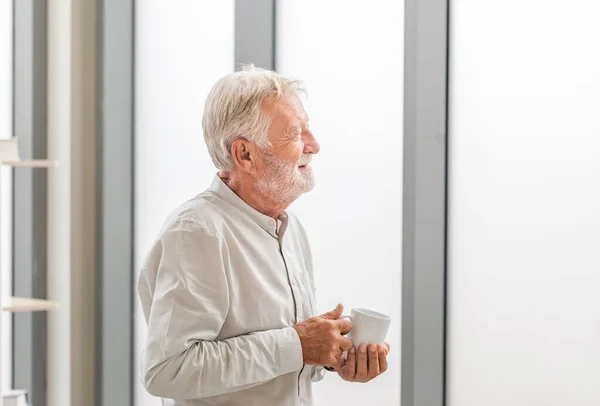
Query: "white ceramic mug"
341 308 391 347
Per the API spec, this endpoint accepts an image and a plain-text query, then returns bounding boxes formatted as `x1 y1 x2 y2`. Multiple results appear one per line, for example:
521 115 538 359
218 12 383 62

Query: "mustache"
298 155 312 166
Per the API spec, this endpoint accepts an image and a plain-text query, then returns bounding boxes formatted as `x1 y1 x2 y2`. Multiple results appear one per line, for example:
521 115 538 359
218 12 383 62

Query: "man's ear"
231 139 258 173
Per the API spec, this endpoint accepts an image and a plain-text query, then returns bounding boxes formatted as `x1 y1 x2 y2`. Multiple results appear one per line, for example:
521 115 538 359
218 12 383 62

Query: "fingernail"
370 345 377 353
350 348 355 355
360 346 367 353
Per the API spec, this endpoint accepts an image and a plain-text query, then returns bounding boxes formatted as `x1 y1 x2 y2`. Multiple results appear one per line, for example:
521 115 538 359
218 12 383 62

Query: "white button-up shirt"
138 175 326 406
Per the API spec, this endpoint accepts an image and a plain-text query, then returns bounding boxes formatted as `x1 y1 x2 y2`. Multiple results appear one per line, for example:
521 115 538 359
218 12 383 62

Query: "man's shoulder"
161 191 228 236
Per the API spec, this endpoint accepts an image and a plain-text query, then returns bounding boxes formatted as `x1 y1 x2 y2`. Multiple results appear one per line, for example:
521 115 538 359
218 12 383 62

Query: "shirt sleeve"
138 219 304 400
311 366 327 382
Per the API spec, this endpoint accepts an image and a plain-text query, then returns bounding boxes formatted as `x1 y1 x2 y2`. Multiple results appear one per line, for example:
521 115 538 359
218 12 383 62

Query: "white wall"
276 1 403 405
134 2 234 405
0 0 13 393
447 1 600 405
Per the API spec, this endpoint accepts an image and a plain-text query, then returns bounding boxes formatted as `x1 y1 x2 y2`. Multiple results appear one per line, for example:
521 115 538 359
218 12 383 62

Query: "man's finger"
379 346 388 373
321 304 344 320
340 337 353 352
336 318 353 334
335 353 346 372
345 347 357 377
355 344 368 379
384 342 390 355
367 344 380 378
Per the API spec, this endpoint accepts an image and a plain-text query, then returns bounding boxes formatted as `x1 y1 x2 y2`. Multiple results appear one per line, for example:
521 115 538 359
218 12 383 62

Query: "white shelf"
1 138 58 168
1 296 58 313
0 159 58 168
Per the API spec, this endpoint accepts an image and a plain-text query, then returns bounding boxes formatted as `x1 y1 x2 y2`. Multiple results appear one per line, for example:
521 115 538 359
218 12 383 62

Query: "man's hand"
336 342 390 383
293 304 353 368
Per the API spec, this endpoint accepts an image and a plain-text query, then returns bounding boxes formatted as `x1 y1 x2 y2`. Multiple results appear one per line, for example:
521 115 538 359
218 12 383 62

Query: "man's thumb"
321 303 344 320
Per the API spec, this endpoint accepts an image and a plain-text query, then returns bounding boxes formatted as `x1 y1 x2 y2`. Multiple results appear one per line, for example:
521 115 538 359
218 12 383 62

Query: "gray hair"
202 64 306 171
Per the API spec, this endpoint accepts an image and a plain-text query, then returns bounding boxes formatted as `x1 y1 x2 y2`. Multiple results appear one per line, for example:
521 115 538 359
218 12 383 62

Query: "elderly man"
138 66 390 406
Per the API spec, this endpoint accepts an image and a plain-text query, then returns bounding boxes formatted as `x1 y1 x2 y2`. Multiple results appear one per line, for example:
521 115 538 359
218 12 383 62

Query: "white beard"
255 152 315 204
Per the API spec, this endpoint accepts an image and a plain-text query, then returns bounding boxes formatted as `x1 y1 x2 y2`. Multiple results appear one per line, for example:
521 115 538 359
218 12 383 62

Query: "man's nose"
303 130 320 154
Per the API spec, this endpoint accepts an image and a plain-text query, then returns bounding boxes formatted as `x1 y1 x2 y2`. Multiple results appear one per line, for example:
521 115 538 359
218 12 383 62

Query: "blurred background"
1 1 600 406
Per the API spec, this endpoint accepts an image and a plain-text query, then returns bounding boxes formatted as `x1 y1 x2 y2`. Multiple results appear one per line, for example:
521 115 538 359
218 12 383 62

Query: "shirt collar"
209 175 289 239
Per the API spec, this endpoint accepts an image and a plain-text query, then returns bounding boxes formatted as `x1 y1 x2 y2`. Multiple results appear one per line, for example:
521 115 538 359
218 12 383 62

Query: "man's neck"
218 171 290 219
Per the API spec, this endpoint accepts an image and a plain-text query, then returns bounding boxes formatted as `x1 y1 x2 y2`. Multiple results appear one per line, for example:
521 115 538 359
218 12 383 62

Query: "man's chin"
303 182 316 194
300 175 316 194
281 182 314 204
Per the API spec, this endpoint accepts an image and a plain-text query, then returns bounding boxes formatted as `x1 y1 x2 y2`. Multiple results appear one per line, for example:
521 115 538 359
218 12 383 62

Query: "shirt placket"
278 242 304 323
276 223 311 404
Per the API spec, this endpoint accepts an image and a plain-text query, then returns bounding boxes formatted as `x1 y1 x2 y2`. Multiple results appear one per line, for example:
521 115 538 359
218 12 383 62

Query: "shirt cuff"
276 327 304 374
312 366 328 382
